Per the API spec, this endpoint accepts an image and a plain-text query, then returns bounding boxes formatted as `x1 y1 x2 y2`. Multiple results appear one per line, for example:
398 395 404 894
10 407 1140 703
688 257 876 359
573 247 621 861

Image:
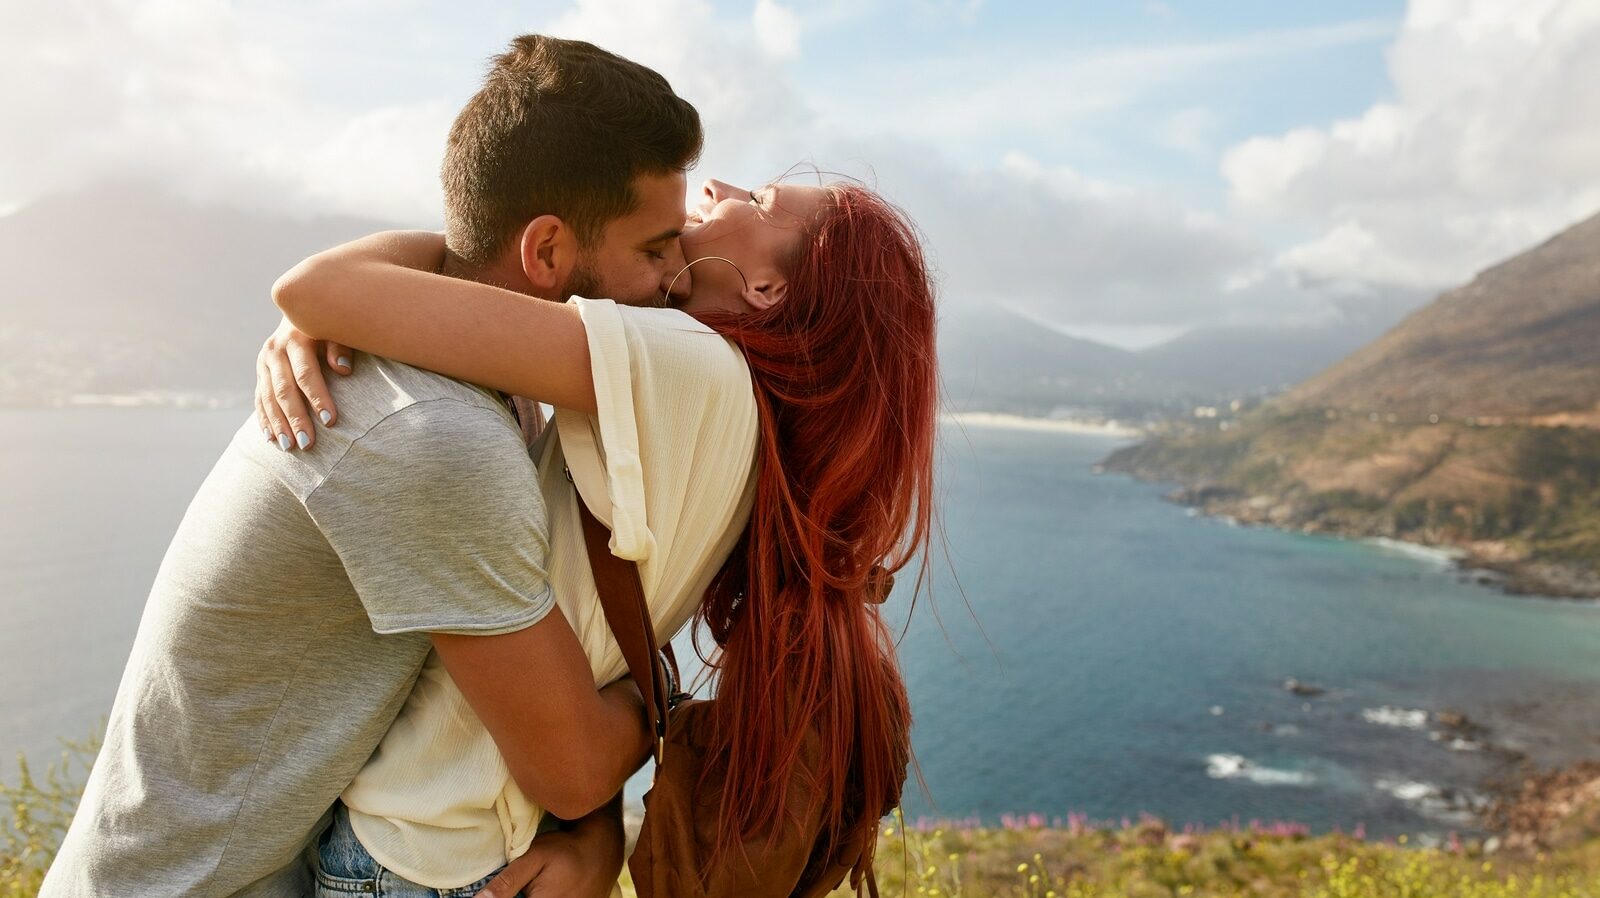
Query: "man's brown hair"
441 35 703 267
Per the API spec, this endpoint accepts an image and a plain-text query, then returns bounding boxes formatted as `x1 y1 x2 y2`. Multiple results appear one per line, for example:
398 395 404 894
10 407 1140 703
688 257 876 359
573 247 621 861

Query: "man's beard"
566 255 602 300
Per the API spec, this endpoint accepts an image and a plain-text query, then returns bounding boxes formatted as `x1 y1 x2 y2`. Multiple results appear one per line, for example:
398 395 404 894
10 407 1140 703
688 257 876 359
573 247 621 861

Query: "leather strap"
576 495 670 764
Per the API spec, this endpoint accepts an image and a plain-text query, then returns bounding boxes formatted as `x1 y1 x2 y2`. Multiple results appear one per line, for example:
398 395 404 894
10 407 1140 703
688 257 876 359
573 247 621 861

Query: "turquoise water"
4 410 1599 837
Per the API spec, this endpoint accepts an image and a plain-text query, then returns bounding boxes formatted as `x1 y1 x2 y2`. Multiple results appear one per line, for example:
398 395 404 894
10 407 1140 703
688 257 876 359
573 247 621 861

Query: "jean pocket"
313 868 378 896
317 805 382 881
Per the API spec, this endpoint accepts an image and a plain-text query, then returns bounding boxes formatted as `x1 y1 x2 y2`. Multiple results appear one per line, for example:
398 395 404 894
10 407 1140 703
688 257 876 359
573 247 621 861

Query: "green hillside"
1101 211 1600 598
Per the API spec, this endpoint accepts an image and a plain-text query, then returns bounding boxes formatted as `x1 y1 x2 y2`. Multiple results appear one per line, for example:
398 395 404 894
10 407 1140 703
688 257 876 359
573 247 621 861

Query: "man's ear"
518 215 575 294
742 277 788 312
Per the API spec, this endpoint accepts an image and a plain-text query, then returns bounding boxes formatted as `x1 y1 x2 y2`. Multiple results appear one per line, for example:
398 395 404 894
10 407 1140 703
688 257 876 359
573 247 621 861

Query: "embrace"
41 35 936 898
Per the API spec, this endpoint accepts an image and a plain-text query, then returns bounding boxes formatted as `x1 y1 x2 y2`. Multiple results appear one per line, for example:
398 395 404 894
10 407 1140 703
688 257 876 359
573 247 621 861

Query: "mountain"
1 182 1397 416
0 183 398 405
1284 212 1600 422
938 307 1391 417
938 306 1153 413
1136 318 1398 398
1101 210 1600 598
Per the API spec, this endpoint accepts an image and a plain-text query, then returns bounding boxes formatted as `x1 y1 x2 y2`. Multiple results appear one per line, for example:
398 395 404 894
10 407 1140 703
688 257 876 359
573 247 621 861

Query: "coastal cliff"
1101 211 1600 599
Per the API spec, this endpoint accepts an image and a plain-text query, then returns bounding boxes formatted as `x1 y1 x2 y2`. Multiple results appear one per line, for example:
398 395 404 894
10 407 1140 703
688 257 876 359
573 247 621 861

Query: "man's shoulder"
331 353 514 435
239 354 522 501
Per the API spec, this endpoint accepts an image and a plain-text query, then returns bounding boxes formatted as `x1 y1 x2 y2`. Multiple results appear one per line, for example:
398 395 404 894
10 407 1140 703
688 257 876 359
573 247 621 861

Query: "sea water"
4 409 1599 837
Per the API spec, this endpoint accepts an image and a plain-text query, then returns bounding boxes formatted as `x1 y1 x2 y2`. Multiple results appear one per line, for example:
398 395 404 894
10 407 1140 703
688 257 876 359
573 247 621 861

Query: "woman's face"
672 179 831 315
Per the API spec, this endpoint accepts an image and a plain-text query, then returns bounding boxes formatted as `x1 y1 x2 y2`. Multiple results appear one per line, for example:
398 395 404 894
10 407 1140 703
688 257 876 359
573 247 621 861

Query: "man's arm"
307 398 649 820
432 618 651 820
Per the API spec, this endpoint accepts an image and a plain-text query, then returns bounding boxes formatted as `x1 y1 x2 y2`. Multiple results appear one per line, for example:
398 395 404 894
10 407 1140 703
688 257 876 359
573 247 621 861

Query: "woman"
259 178 937 894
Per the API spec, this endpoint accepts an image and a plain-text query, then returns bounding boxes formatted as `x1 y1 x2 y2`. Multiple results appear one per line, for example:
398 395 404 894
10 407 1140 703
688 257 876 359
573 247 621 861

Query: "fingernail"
263 427 272 441
296 431 311 449
336 356 351 370
277 433 292 451
319 409 333 425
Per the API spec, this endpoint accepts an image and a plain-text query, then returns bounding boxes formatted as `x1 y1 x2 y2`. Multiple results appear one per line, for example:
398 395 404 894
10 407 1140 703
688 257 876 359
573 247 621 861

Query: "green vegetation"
2 738 97 898
1102 412 1600 596
11 744 1598 898
644 811 1600 898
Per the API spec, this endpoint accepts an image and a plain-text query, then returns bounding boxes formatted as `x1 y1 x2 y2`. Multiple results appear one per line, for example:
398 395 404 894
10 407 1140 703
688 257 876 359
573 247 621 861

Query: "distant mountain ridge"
1285 211 1600 422
939 306 1395 417
1102 209 1600 598
0 183 397 404
2 183 1396 413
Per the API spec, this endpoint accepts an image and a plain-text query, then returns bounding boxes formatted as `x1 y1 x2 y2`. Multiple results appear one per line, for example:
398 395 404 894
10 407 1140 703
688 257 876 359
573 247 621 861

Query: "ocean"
4 408 1599 838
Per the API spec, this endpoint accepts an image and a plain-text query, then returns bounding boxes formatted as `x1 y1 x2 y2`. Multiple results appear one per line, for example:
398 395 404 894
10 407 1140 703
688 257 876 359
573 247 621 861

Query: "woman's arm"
272 231 598 414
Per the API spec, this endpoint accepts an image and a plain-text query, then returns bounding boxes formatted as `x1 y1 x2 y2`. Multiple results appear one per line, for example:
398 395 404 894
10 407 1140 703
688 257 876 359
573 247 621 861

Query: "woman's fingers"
253 393 275 444
325 341 354 376
285 337 337 432
256 359 294 451
472 850 546 898
265 343 316 450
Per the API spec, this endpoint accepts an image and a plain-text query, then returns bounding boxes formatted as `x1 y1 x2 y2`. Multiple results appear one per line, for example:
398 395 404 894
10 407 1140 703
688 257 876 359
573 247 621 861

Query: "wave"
1374 777 1484 822
1362 706 1430 730
1205 753 1314 786
942 412 1142 437
1362 537 1467 565
1375 778 1438 802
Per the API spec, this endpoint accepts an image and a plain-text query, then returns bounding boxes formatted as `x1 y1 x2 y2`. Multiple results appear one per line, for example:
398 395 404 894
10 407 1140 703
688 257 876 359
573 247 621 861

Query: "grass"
9 747 1598 898
1 737 97 898
792 811 1600 898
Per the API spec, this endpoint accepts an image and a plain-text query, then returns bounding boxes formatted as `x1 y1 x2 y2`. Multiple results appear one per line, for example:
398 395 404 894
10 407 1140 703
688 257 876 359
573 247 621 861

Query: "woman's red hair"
693 184 938 868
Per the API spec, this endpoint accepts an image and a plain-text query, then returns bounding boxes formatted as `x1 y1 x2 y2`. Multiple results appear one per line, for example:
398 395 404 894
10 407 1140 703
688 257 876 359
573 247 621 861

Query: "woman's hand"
255 317 353 451
473 829 622 898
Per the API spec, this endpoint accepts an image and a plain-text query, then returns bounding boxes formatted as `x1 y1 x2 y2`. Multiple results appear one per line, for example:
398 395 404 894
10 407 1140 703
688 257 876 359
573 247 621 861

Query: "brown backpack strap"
576 495 670 764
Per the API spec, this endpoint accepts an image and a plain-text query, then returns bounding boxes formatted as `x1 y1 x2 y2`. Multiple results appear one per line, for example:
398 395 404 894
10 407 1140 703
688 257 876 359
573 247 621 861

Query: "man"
42 35 697 897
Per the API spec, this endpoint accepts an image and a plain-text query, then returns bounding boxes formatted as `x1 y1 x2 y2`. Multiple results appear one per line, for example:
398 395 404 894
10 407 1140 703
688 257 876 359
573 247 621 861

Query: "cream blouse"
338 298 759 887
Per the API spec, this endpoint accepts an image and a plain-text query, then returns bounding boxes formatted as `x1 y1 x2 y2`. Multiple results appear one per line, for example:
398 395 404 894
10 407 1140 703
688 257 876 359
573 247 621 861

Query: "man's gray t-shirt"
40 354 554 898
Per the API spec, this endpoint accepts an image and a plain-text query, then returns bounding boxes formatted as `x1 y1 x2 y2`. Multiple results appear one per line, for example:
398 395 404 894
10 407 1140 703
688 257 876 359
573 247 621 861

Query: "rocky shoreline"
1486 760 1600 852
1132 477 1600 601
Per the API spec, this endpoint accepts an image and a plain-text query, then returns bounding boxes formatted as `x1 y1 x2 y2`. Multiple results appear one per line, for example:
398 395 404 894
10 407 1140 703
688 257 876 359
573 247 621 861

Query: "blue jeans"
314 803 504 898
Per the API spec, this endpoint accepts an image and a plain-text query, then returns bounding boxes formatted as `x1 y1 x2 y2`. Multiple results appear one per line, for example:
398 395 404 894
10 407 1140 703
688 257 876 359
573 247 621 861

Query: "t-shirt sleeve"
571 298 757 561
304 398 554 636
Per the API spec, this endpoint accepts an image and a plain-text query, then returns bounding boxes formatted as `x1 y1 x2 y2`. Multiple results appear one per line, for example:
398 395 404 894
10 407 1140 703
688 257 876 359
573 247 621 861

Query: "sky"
5 0 1599 348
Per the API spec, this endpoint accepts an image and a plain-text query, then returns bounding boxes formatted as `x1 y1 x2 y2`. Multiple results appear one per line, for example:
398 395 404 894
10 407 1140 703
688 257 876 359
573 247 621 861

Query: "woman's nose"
703 179 740 204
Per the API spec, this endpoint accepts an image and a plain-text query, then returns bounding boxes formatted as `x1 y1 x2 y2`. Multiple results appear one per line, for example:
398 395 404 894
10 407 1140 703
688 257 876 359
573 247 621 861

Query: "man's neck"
440 248 558 301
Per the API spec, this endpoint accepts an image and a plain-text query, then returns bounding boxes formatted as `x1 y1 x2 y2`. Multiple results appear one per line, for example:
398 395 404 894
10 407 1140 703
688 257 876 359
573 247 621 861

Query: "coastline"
942 411 1144 438
1157 483 1600 602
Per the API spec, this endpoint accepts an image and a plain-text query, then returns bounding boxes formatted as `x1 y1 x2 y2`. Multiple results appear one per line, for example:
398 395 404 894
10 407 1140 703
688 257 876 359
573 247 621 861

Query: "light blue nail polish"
277 433 292 451
263 427 271 440
319 409 333 425
296 431 311 449
336 356 351 370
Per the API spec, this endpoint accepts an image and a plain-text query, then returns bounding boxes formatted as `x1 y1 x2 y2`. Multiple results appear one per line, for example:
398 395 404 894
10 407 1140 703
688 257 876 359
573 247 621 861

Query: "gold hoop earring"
665 256 750 306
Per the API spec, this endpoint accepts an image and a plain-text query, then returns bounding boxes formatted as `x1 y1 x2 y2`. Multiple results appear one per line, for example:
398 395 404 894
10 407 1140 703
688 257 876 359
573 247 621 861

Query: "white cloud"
1155 106 1219 158
31 0 1574 346
0 0 452 223
855 147 1271 328
814 18 1395 152
752 0 802 60
1222 0 1600 292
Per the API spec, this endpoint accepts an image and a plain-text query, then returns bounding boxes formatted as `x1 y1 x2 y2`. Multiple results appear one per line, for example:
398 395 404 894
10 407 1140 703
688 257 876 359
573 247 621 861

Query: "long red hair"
693 183 938 866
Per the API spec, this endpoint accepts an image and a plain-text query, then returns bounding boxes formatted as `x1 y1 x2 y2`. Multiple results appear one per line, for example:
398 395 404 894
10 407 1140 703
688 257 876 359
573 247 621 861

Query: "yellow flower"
1017 862 1030 873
